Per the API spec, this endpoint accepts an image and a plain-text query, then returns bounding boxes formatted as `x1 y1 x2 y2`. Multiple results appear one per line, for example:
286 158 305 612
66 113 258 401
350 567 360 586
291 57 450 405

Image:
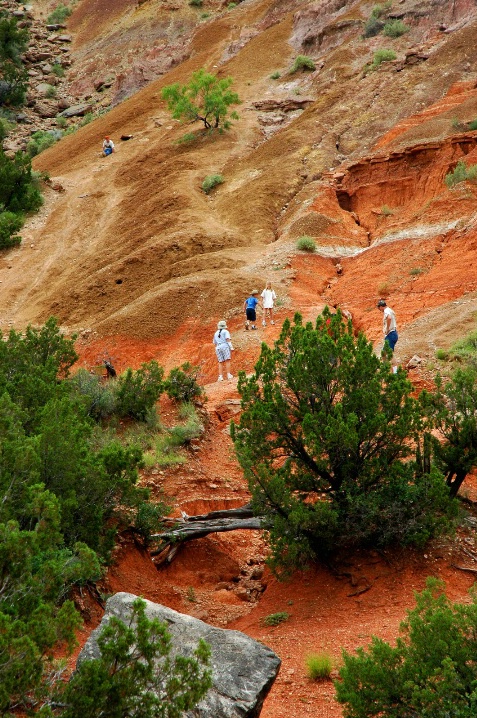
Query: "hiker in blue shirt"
243 290 259 330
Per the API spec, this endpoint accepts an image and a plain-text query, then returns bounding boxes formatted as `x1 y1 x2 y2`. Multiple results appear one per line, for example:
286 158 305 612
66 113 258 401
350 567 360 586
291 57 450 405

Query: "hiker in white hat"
213 320 234 382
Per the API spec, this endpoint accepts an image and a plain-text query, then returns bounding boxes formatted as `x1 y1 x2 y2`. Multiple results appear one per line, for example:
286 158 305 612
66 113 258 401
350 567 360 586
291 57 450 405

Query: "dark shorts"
385 330 398 352
246 308 256 321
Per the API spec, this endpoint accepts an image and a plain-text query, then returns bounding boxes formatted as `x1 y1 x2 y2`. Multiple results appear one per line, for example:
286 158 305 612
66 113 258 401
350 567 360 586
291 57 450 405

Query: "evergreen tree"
232 310 457 571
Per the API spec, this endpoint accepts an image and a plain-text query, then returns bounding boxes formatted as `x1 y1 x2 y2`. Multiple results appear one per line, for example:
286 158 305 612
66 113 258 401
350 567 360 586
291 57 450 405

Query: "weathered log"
150 509 265 564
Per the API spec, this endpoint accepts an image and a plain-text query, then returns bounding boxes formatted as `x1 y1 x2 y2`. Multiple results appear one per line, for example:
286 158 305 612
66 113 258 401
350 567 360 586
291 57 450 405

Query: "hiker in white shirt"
261 281 276 327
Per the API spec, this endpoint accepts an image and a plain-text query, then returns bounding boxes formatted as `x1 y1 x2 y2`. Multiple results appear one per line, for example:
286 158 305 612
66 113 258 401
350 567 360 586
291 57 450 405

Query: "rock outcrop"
78 592 281 718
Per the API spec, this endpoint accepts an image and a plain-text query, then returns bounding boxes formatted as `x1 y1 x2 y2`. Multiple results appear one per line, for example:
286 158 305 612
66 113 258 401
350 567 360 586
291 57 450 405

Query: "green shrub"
200 12 210 18
189 0 203 6
383 19 409 37
115 360 164 421
45 84 57 98
165 362 203 403
175 131 197 144
290 55 316 73
0 16 29 106
296 235 316 252
201 173 224 193
232 310 458 573
162 68 240 131
305 653 333 680
468 118 477 130
270 71 281 79
167 411 204 446
368 48 397 71
336 578 477 717
27 130 61 157
0 148 43 247
47 4 73 25
0 210 22 249
56 115 67 128
51 62 65 77
435 348 449 361
79 112 94 127
227 2 237 7
69 368 117 421
380 204 394 216
409 266 423 276
263 612 289 626
444 160 477 188
133 500 169 546
371 1 392 18
0 117 15 141
362 16 384 38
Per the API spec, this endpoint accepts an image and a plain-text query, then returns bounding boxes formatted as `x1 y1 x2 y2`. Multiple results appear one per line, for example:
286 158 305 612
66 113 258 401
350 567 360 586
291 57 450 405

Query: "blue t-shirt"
245 296 258 310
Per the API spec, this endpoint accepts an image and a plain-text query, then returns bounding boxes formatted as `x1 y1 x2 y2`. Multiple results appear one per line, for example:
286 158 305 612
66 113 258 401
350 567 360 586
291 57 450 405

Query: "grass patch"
270 71 281 80
468 118 477 131
201 173 224 194
305 652 333 680
448 330 477 362
381 205 394 216
296 235 316 252
51 63 65 77
263 612 289 627
409 267 424 276
290 55 316 73
435 348 449 361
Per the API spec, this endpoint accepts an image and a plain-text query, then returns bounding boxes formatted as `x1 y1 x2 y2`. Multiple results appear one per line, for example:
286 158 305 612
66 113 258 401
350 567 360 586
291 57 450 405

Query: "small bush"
189 0 203 6
263 612 289 626
368 49 397 71
380 204 393 216
0 211 23 249
270 71 280 80
0 117 15 142
435 348 449 361
377 281 389 296
444 160 477 188
167 412 204 446
27 130 61 158
133 500 168 547
175 132 197 144
200 12 210 18
468 118 477 130
47 4 73 24
115 360 165 421
69 368 117 421
296 235 316 252
201 173 224 194
409 266 423 276
79 112 94 127
362 16 384 38
45 84 57 98
290 55 316 73
51 63 65 77
383 19 409 38
165 362 203 403
56 115 67 128
227 2 237 8
371 1 392 18
305 653 333 680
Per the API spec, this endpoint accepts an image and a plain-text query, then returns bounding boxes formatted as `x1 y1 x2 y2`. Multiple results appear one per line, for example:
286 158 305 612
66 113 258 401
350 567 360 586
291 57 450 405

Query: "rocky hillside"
1 0 477 377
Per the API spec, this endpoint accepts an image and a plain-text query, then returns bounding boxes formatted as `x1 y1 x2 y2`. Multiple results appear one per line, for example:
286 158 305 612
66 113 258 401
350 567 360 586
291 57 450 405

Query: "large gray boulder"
78 592 281 718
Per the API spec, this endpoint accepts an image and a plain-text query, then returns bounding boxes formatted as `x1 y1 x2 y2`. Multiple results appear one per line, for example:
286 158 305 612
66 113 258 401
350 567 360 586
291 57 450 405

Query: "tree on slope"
161 68 240 130
336 578 477 718
232 310 457 572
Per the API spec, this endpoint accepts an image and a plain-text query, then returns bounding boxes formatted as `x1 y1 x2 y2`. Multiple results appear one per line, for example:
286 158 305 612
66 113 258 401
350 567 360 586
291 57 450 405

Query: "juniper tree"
232 310 457 572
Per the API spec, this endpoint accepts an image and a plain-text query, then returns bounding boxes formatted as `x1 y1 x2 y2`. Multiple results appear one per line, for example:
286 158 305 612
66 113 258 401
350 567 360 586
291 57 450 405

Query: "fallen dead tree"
150 503 265 565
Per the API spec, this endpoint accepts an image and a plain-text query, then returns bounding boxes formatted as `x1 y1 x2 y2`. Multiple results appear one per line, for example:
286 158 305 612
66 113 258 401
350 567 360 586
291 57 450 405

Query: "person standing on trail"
213 320 234 382
102 136 115 156
261 281 276 327
377 299 398 368
243 290 259 330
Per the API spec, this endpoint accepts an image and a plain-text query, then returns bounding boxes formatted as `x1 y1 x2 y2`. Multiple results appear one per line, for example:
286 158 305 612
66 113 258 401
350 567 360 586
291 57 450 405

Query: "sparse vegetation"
367 48 397 72
47 3 73 25
305 653 333 680
161 68 240 131
51 62 65 77
383 19 409 38
290 55 316 73
296 235 317 252
45 83 57 98
263 612 290 626
165 362 203 403
27 129 62 157
444 160 477 188
0 14 29 106
409 266 423 276
447 329 477 362
201 173 224 193
380 204 394 216
270 71 281 79
336 578 477 717
0 147 43 248
377 281 390 296
189 0 203 6
362 2 392 38
468 118 477 130
435 348 449 361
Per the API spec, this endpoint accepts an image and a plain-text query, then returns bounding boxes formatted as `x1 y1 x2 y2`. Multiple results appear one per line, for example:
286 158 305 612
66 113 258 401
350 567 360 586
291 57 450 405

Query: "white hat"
217 320 227 329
